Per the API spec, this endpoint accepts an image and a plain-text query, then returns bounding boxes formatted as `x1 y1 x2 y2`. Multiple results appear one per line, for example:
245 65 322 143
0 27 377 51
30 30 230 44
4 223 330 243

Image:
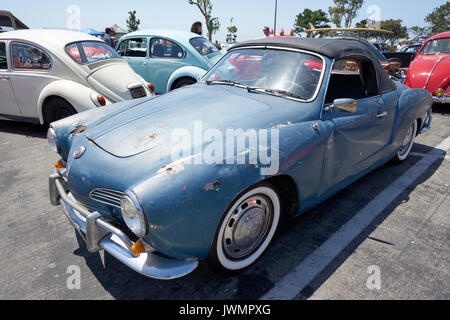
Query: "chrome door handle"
376 111 388 118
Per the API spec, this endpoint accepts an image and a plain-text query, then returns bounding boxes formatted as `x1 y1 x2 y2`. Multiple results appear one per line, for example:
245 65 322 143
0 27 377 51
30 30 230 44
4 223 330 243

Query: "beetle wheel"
44 97 77 124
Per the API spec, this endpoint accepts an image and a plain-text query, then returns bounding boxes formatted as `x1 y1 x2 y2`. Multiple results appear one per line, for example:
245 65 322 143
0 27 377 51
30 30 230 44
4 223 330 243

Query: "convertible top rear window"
66 41 120 64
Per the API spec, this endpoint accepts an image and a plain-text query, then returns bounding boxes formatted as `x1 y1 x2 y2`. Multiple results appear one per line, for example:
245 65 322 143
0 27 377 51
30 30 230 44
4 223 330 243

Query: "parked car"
405 31 450 104
48 37 432 279
0 10 28 30
0 29 153 124
116 29 223 94
329 37 402 75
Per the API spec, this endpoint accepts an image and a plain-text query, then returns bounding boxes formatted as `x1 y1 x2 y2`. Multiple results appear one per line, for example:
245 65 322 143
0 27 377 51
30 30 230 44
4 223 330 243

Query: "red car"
405 31 450 104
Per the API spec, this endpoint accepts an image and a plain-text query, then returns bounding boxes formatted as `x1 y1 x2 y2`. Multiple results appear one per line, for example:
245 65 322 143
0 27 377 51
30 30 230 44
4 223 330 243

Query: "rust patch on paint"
205 180 221 191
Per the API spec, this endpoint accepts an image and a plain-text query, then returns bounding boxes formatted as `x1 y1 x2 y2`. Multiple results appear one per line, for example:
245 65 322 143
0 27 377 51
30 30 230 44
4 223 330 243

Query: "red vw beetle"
405 31 450 104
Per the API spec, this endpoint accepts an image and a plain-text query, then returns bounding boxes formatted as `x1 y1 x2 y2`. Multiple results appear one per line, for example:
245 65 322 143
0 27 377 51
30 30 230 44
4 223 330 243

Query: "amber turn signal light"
55 160 65 169
435 88 445 98
131 239 146 255
147 83 155 94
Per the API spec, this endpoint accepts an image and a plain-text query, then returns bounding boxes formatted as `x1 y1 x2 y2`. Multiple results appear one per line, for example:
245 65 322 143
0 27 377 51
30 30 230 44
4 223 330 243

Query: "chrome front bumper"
432 95 450 104
49 170 198 280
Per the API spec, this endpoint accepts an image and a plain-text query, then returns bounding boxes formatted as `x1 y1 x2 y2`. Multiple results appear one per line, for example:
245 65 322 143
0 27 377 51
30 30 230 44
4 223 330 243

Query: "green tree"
409 26 430 40
188 0 220 41
425 1 450 34
328 0 364 28
379 19 408 46
294 8 331 37
226 18 238 43
126 10 140 33
355 19 367 28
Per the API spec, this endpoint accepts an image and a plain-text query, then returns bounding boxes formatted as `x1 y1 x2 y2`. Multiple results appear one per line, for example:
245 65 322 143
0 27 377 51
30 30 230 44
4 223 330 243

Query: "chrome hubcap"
399 124 414 156
223 195 273 260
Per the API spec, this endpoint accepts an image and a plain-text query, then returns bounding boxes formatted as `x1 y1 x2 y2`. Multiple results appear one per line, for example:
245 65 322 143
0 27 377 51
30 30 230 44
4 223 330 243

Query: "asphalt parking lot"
0 106 448 300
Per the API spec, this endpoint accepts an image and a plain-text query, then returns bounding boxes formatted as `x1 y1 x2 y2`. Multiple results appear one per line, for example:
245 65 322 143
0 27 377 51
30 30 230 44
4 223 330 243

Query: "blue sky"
2 0 444 42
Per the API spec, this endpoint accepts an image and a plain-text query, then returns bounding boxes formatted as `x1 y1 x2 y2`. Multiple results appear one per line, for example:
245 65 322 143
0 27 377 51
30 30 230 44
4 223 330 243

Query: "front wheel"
393 120 417 162
207 183 281 274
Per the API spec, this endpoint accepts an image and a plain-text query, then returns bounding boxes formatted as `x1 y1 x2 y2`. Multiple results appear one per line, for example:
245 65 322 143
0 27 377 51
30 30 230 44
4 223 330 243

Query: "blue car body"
49 37 432 279
116 29 223 94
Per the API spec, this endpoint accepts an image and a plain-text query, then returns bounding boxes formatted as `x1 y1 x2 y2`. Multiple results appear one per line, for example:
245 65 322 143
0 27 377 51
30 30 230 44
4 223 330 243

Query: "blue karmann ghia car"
48 38 432 279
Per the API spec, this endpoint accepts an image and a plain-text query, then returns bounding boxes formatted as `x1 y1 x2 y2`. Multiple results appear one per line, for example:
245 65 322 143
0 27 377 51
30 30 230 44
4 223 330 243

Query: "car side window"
117 38 148 58
11 42 52 71
150 38 184 59
0 42 7 70
325 58 379 104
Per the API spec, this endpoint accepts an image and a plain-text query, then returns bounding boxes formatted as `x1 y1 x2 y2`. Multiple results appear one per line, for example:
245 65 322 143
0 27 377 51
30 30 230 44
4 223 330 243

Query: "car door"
116 37 149 81
8 41 55 119
320 58 393 191
0 41 22 118
148 37 187 93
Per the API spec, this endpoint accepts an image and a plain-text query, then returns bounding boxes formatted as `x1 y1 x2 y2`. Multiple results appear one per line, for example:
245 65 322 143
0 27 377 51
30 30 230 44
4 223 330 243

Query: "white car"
0 29 153 124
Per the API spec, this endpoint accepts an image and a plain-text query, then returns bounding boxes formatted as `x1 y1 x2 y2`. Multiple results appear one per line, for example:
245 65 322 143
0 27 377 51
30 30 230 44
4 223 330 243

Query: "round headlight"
47 127 60 154
121 192 147 238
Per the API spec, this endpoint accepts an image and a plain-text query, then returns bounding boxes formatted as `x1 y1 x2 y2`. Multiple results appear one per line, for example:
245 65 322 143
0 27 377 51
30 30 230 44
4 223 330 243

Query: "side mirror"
325 98 358 113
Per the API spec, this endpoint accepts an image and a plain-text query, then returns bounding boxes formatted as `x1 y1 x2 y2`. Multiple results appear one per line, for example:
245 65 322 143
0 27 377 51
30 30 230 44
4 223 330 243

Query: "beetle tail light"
97 95 106 106
147 83 155 94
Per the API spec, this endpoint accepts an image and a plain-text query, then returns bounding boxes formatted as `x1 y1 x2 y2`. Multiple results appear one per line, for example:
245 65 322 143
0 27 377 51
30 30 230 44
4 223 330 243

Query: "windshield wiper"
247 86 307 101
206 79 247 87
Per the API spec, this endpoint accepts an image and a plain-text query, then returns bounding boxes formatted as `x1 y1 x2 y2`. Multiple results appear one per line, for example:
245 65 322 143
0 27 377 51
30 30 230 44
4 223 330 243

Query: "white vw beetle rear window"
66 41 120 64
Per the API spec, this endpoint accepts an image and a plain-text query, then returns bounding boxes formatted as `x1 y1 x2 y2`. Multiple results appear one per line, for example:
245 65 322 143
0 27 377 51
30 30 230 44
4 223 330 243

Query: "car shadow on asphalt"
69 141 445 300
0 120 47 139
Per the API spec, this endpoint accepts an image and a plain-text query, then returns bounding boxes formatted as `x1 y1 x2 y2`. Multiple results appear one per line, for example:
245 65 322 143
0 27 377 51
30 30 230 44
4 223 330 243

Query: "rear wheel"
172 77 196 90
207 183 281 274
44 97 77 124
394 120 417 162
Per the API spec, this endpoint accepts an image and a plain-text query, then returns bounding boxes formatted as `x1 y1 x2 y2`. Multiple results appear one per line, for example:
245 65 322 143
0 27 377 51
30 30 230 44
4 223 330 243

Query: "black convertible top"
231 37 397 94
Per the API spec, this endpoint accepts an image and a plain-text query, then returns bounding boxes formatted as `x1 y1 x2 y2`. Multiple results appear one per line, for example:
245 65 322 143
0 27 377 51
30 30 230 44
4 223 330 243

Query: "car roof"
0 29 104 52
428 31 450 40
231 37 397 94
122 29 202 43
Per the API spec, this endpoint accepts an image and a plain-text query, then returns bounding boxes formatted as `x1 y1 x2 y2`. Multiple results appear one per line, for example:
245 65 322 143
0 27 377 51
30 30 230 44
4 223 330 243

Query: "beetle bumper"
49 171 198 280
432 94 450 104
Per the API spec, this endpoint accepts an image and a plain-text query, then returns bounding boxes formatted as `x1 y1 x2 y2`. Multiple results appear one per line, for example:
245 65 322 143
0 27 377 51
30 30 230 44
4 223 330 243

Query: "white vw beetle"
0 29 154 124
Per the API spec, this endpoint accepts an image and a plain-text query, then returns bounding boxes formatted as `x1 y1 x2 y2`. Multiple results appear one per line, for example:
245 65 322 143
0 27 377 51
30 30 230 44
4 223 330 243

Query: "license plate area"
130 86 146 99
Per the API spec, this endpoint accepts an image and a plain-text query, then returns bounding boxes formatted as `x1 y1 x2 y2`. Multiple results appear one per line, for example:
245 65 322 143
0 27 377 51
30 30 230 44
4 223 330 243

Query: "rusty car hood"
84 84 299 158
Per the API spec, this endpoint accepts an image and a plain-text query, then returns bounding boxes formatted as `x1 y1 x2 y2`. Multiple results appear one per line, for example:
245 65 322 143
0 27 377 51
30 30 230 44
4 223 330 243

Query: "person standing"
191 21 203 36
263 26 270 38
103 27 115 48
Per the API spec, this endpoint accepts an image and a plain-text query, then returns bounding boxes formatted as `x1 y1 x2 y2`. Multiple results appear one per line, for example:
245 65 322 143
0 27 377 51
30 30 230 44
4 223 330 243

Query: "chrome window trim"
201 45 327 103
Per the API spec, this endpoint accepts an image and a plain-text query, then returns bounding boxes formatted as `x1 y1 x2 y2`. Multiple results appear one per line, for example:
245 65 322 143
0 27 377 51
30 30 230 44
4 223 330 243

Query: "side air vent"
89 188 124 208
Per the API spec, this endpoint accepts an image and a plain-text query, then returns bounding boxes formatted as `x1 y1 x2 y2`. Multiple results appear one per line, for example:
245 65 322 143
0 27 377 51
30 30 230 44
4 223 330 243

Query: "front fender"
38 80 112 124
165 66 207 92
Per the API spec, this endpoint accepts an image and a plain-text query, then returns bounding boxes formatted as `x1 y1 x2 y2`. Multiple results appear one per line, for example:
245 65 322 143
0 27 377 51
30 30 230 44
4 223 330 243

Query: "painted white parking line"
262 136 450 300
410 152 450 161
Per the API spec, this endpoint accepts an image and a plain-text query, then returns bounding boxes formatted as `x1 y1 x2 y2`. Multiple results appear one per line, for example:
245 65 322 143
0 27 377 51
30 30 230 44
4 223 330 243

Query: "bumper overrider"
49 169 198 280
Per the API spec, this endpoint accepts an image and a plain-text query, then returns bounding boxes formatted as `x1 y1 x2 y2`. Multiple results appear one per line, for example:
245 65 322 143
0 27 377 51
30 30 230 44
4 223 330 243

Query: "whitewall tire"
207 183 281 273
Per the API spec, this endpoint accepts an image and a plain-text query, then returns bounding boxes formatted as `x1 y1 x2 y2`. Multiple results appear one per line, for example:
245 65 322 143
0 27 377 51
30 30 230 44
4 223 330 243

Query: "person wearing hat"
103 27 115 48
263 26 270 38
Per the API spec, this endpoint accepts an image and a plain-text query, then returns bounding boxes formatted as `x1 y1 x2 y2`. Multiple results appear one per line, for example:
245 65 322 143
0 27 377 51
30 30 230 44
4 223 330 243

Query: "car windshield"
190 37 219 56
202 48 325 101
66 41 120 64
421 38 450 54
